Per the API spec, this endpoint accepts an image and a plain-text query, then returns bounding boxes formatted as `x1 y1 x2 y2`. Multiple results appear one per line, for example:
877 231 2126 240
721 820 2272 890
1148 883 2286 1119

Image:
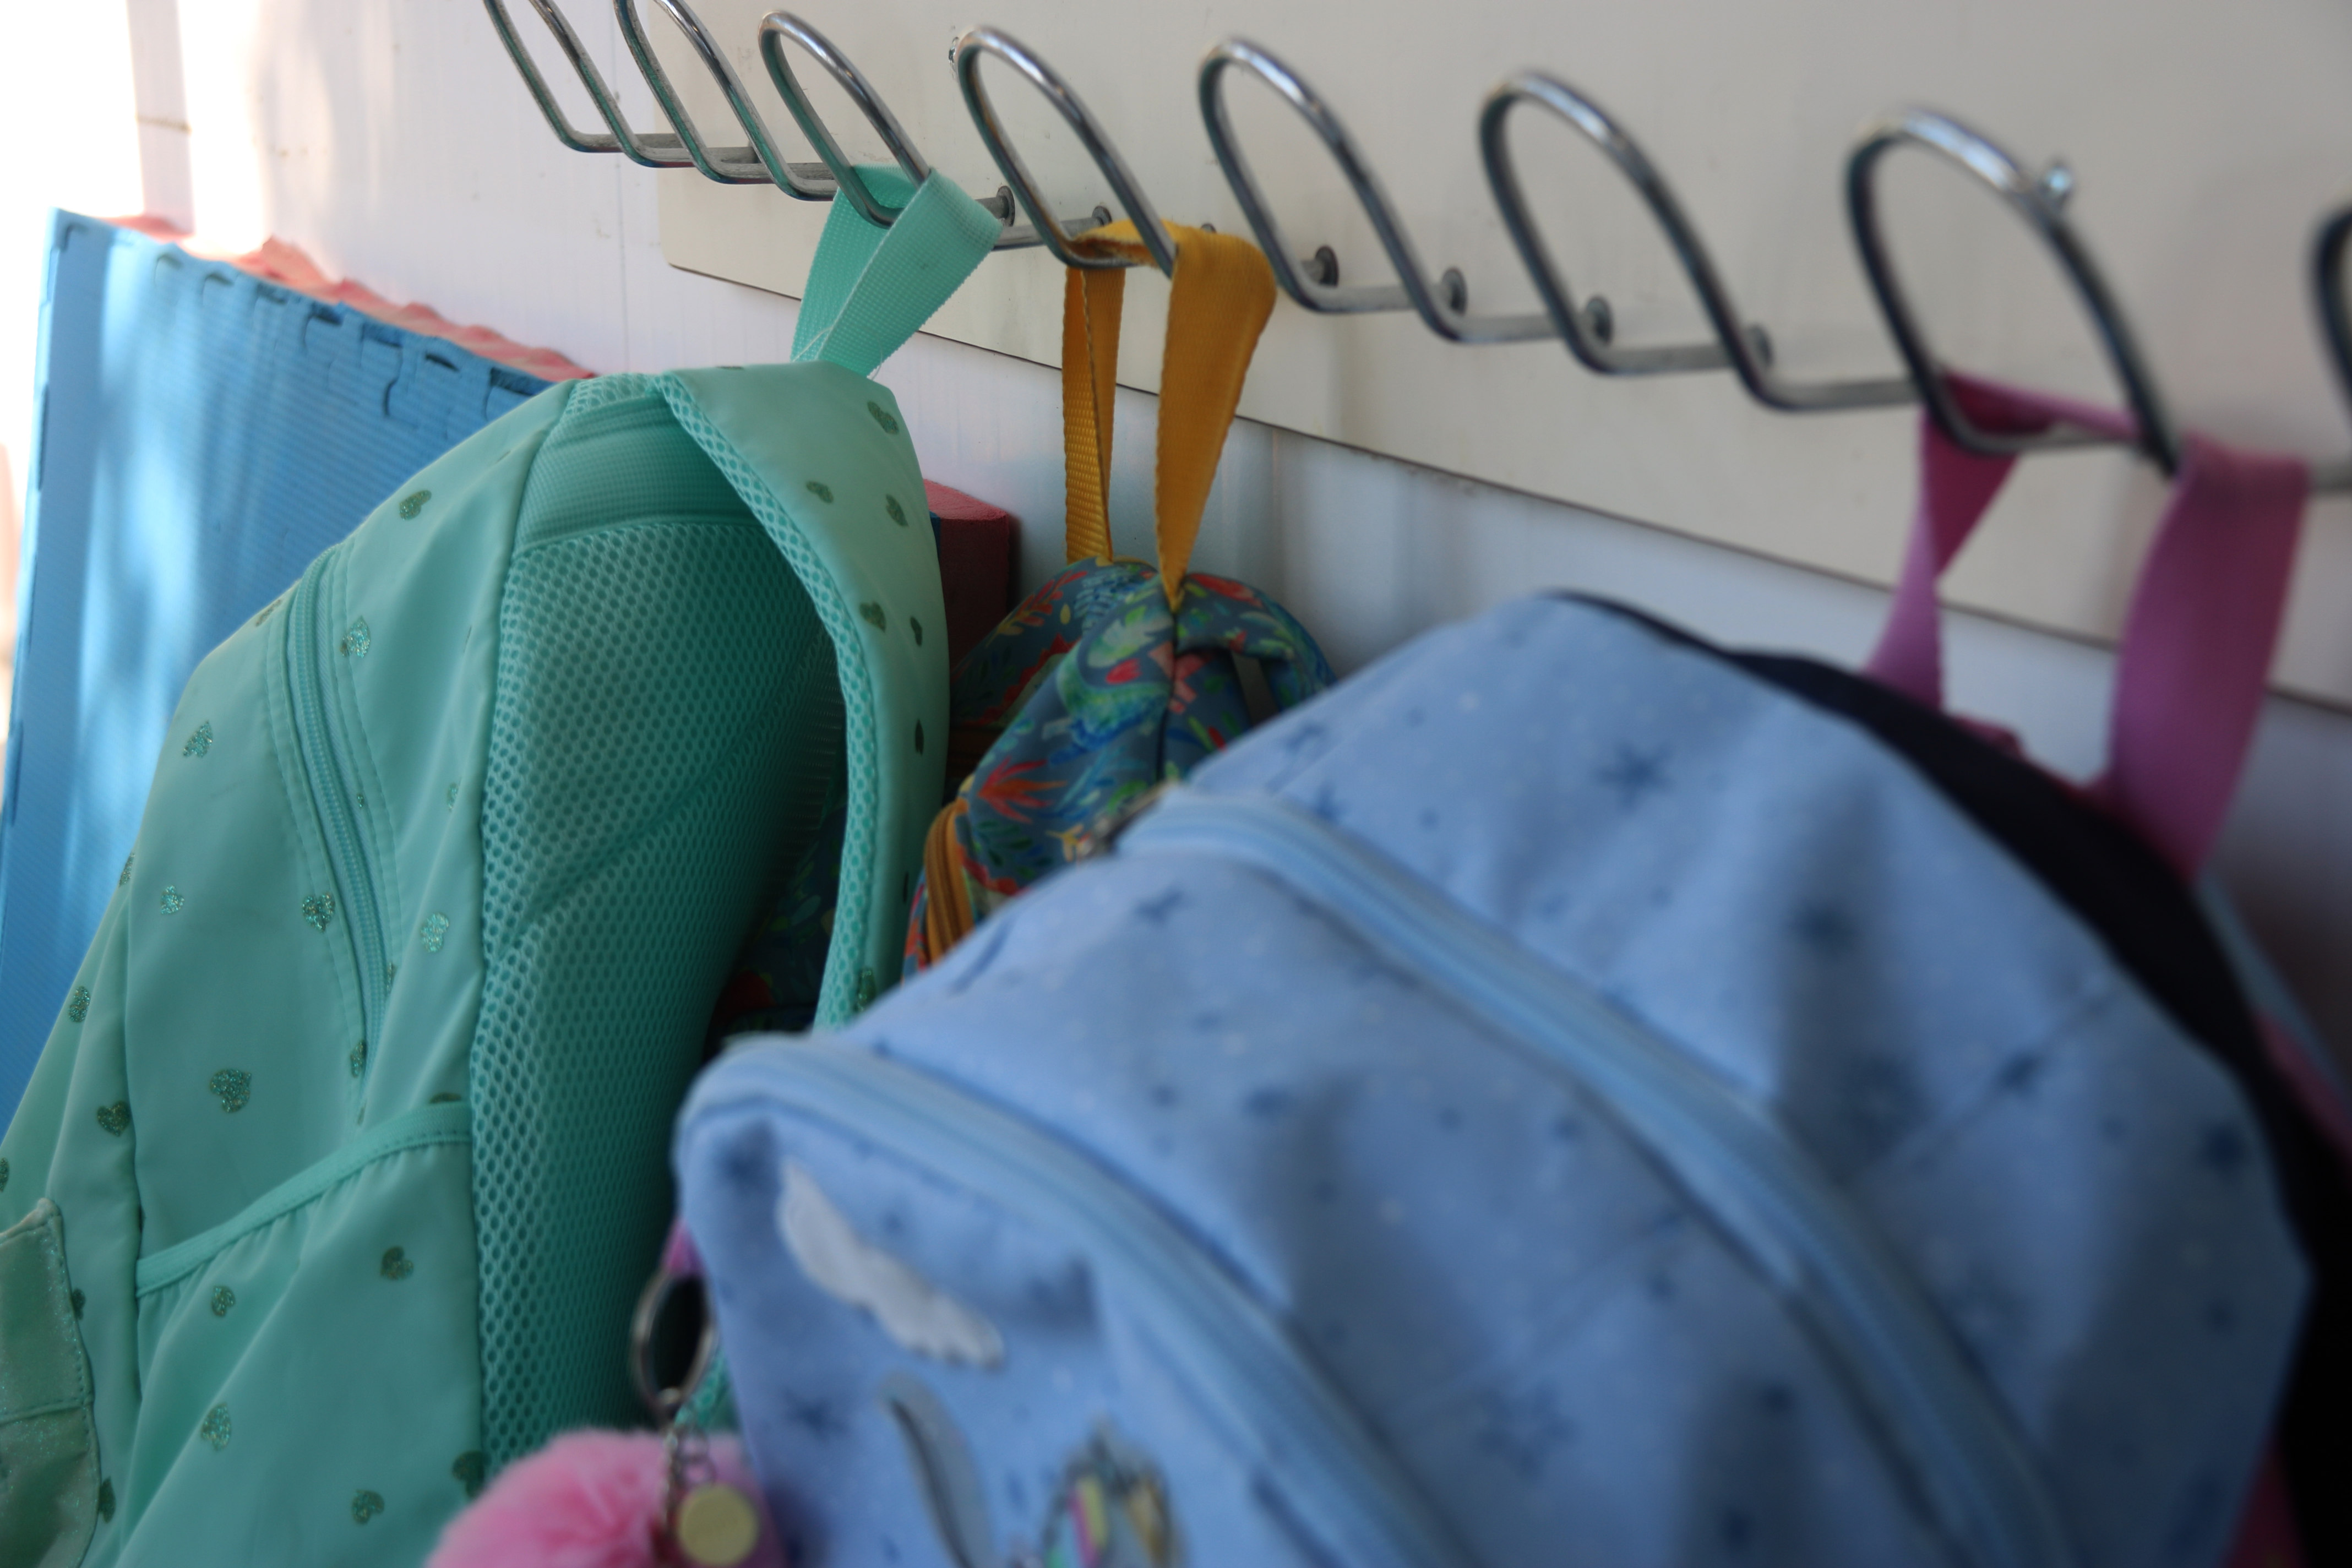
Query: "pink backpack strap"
2097 438 2306 872
1866 375 2132 705
1865 374 2308 875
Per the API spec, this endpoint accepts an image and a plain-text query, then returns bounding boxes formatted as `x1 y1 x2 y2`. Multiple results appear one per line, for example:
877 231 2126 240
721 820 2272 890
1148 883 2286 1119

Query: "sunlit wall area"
0 3 151 752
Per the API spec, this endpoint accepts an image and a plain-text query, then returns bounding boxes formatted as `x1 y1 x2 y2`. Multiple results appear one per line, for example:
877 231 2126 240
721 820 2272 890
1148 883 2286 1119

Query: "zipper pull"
634 1260 763 1567
661 1422 761 1567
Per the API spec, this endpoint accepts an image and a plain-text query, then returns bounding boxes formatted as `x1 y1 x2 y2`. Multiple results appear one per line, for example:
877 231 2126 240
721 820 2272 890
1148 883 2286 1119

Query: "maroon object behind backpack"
924 481 1018 672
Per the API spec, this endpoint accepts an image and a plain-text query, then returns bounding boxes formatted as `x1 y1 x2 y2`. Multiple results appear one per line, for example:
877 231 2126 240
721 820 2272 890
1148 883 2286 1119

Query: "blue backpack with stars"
671 395 2347 1568
0 168 1001 1566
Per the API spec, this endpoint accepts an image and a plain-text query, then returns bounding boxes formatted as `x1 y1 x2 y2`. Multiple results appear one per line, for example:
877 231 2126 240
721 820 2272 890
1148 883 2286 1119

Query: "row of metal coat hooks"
486 0 2352 493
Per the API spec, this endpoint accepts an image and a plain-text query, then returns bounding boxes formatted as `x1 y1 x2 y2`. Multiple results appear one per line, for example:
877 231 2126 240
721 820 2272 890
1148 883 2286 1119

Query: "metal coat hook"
1847 110 2181 472
483 0 619 155
614 0 818 189
1483 73 1914 412
956 28 1177 276
1200 39 1550 345
484 0 723 168
482 12 2352 494
2318 206 2352 415
754 13 924 219
760 14 1041 243
2307 205 2352 493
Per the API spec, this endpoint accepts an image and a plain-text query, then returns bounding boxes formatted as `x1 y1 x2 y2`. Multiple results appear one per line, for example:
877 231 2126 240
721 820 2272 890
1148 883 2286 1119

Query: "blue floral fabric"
905 557 1333 972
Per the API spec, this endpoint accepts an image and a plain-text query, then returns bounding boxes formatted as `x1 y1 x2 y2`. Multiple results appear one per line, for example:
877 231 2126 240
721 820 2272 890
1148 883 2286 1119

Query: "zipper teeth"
288 555 385 1040
1125 790 2076 1568
716 1045 1467 1568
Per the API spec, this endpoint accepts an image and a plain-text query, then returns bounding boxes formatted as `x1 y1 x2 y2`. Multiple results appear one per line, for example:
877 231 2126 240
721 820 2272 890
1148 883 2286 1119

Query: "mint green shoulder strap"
791 167 1000 375
663 171 995 1022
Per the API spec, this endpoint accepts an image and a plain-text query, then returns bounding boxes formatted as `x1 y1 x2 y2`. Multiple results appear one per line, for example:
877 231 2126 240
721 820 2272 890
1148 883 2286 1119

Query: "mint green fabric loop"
791 166 999 376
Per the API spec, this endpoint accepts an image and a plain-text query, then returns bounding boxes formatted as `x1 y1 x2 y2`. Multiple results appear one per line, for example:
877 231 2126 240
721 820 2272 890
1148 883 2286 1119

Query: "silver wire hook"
484 0 706 167
1483 74 1914 411
1200 39 1550 345
758 14 1035 244
955 28 1177 276
2307 204 2352 493
1848 110 2181 472
757 12 923 220
612 0 798 186
482 0 619 155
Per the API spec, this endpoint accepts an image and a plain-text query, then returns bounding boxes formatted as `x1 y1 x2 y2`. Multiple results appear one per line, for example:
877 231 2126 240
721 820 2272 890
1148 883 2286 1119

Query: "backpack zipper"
1122 789 2076 1568
285 551 388 1054
698 1043 1470 1568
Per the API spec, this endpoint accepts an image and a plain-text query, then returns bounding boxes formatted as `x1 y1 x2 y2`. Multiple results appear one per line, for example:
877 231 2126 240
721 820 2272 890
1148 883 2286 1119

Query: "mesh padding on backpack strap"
658 384 879 1027
471 386 843 1464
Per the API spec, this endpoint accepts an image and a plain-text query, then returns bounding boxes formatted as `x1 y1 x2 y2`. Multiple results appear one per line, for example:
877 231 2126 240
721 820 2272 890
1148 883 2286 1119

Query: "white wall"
3 0 2345 1060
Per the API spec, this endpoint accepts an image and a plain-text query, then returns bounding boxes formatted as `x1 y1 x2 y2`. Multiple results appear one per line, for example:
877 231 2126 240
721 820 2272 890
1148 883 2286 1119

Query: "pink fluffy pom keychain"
431 1225 788 1568
426 1429 787 1568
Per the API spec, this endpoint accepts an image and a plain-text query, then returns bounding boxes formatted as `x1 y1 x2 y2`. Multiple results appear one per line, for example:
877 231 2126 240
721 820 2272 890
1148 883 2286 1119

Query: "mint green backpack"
0 169 998 1566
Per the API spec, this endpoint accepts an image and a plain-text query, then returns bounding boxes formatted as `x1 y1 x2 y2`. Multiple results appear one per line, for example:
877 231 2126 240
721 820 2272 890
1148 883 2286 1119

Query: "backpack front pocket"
0 1198 103 1567
121 1102 481 1564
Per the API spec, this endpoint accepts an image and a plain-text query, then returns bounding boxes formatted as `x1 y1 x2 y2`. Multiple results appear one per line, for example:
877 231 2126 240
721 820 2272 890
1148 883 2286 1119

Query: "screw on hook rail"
1582 294 1614 346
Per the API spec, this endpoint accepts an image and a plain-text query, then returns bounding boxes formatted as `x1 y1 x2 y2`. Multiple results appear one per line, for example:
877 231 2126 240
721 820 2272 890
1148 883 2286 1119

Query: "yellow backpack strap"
1061 264 1125 563
1065 222 1277 602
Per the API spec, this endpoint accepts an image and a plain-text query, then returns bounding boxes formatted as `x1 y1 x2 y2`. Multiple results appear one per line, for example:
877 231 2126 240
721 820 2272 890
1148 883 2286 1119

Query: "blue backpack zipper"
1121 788 2077 1568
285 549 389 1056
703 1041 1471 1568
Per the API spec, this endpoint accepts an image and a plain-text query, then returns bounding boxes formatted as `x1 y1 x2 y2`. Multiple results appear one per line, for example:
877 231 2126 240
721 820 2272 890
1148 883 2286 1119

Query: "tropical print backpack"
672 379 2341 1568
902 223 1333 972
0 166 998 1566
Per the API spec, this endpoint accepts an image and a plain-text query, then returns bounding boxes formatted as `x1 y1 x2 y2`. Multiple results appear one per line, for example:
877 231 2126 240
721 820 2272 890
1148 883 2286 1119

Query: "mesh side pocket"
660 388 880 1027
471 519 839 1466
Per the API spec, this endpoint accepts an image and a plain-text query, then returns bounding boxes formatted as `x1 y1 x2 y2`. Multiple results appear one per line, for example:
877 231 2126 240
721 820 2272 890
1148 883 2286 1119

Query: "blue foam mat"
0 213 554 1112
